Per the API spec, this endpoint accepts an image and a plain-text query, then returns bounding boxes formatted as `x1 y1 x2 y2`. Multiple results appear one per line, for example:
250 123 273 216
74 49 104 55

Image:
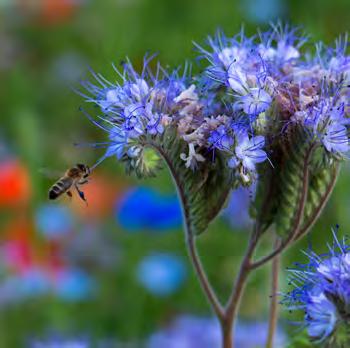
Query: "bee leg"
66 191 73 199
78 179 89 185
75 184 88 206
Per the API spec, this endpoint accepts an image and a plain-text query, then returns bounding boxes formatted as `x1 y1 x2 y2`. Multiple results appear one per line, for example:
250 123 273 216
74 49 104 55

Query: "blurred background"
0 0 349 347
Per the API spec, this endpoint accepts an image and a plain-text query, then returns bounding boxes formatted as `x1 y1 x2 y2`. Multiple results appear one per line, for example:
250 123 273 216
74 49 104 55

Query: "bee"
48 163 90 203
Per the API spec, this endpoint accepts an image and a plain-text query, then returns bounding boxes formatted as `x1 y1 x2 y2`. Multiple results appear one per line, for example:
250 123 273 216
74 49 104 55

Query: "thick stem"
222 227 260 347
221 320 233 348
266 239 281 348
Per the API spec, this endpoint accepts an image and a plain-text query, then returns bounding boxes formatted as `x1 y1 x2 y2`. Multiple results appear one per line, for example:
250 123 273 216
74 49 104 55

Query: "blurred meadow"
0 0 350 347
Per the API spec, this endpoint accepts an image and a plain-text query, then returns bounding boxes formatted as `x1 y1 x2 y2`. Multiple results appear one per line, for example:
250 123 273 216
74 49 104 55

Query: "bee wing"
38 168 64 179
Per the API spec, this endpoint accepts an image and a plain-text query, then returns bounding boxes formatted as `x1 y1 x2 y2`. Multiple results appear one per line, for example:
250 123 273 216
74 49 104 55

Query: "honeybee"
48 163 90 203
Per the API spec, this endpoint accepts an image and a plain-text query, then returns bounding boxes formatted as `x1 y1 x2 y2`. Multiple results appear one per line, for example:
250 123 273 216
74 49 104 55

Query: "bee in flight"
48 163 90 203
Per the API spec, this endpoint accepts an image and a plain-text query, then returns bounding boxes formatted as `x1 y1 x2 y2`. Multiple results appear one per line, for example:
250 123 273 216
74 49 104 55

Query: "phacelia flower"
78 24 350 188
229 134 267 174
282 228 350 343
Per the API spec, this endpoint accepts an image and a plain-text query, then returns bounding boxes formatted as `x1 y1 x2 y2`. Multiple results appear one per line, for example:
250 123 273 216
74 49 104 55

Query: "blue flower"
77 25 350 181
116 187 182 232
55 268 96 302
136 253 187 297
223 186 254 229
28 335 90 348
229 134 267 172
208 125 233 151
300 98 350 155
79 57 191 165
235 87 272 115
35 204 74 239
282 228 350 342
304 289 338 340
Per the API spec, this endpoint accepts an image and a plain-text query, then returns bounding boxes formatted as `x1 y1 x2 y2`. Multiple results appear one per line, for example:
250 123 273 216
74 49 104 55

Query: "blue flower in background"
28 334 90 348
137 253 186 297
240 0 285 24
116 187 182 232
35 204 74 239
55 268 96 302
19 268 51 297
0 269 51 305
223 186 253 229
147 315 286 348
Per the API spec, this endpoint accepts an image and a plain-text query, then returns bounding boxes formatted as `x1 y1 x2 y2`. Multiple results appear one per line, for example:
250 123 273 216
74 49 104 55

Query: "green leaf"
144 127 234 235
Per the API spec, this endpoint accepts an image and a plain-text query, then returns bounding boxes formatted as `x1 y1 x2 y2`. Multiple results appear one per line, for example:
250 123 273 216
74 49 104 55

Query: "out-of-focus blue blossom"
147 315 286 348
282 228 350 342
0 268 51 305
223 186 253 229
35 204 74 239
28 334 90 348
55 268 96 302
240 0 285 24
136 253 186 297
0 267 97 305
116 187 182 232
18 268 51 297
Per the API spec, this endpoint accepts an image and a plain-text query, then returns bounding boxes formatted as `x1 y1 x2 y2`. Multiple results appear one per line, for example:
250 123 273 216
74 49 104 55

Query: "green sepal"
301 155 340 233
251 125 340 239
274 126 315 237
143 127 234 235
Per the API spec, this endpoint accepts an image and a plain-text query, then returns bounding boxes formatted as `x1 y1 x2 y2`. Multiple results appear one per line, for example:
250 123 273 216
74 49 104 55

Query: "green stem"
222 225 260 347
151 142 225 319
266 239 281 348
185 227 225 320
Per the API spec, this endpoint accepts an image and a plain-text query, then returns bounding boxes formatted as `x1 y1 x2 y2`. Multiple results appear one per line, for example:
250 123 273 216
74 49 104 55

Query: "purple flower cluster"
282 229 350 342
79 24 350 186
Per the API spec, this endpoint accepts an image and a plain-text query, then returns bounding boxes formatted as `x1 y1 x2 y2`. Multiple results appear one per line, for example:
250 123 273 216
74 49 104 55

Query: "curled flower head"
77 23 350 190
282 228 350 343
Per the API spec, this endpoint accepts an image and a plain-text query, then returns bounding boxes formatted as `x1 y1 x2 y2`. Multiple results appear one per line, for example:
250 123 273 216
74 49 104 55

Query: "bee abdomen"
48 178 71 200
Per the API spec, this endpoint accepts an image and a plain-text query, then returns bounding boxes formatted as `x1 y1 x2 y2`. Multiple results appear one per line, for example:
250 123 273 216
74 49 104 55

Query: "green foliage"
287 331 315 348
143 128 234 235
330 322 350 347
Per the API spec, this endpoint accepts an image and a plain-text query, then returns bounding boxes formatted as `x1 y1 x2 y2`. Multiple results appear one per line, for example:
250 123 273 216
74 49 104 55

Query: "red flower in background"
0 159 31 208
18 0 82 25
